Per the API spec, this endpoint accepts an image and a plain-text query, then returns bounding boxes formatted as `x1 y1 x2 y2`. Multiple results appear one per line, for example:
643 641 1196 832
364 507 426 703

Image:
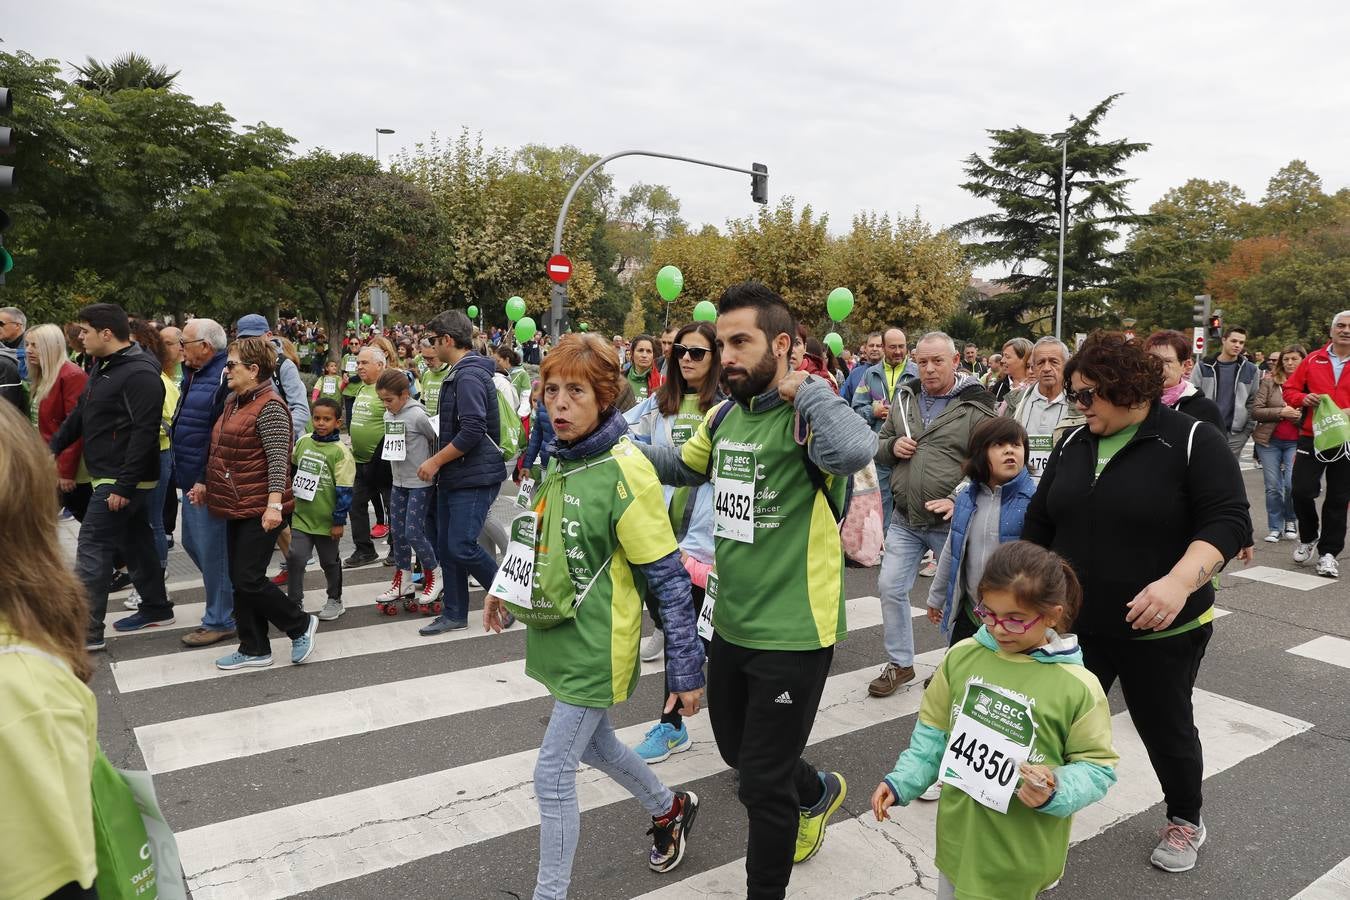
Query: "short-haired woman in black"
1022 331 1251 876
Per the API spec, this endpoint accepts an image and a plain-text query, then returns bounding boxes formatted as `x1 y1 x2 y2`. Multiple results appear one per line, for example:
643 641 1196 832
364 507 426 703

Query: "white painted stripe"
175 653 945 900
1294 856 1350 898
133 597 899 774
637 689 1311 898
549 264 570 273
112 611 505 694
1288 635 1350 671
1232 565 1333 591
1213 607 1231 619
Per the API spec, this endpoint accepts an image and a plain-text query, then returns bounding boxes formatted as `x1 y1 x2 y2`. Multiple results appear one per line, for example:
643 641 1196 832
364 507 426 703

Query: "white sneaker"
1284 523 1299 540
123 588 141 611
1264 530 1281 543
918 783 942 801
1293 542 1318 565
1316 554 1339 579
641 630 664 662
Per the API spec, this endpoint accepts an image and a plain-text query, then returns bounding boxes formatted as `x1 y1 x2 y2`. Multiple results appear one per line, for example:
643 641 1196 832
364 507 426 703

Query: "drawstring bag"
1312 395 1350 462
92 750 188 900
840 461 884 566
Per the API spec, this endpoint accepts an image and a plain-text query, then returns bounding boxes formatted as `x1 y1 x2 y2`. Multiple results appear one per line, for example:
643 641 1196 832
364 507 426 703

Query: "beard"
725 346 779 402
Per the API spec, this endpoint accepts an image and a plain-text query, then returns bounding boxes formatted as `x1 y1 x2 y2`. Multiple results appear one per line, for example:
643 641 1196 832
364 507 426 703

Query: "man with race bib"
1001 336 1082 483
639 283 877 899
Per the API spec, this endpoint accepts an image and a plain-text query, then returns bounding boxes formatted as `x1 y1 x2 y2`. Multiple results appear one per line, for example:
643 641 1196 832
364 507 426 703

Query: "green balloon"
579 322 590 332
823 331 844 357
505 296 527 322
346 320 355 330
467 305 479 319
361 313 374 326
693 300 718 322
656 265 684 302
514 316 537 342
826 287 854 322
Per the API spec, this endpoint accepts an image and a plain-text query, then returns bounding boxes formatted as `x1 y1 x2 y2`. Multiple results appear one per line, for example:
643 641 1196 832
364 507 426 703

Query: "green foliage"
71 52 180 93
959 94 1152 336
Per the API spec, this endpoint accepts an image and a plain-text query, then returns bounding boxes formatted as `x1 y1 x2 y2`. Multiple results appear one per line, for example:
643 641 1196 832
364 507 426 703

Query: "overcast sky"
12 1 1350 275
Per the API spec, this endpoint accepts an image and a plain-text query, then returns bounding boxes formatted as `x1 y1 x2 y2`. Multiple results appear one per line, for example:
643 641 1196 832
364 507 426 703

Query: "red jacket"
1283 344 1350 438
37 361 88 480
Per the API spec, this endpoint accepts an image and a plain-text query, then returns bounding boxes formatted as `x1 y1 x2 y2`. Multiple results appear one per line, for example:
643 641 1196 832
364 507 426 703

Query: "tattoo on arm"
1195 562 1222 589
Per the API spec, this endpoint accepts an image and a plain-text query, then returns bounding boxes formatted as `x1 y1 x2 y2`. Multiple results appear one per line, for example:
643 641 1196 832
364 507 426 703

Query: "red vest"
206 383 294 519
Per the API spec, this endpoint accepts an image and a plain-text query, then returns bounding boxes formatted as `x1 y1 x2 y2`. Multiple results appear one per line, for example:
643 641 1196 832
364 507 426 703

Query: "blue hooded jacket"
437 352 507 489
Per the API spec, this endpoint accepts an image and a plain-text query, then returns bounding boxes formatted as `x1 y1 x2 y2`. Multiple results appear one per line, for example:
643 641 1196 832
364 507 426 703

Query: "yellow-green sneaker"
793 771 846 863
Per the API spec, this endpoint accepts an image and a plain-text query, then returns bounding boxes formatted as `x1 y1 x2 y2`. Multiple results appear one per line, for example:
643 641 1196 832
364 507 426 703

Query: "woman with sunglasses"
624 321 723 762
1022 331 1251 876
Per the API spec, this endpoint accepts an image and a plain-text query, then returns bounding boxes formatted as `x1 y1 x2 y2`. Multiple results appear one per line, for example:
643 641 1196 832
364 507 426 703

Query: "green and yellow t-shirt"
524 438 678 708
348 381 385 463
919 636 1117 899
291 434 356 536
420 364 450 418
340 354 362 397
158 372 180 452
316 374 343 403
677 398 848 651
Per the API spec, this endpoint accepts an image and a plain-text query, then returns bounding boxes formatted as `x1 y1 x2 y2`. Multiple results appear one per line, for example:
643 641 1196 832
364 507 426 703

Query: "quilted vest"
206 383 294 519
172 350 228 487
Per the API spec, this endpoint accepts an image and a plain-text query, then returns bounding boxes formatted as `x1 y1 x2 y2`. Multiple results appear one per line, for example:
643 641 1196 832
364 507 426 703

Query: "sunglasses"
673 344 711 362
1064 386 1100 408
972 601 1043 635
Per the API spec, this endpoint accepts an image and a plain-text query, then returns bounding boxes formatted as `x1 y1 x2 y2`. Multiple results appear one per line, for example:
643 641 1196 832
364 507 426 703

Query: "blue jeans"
876 461 894 531
1254 439 1298 531
147 449 173 568
435 483 501 625
180 491 236 631
878 518 949 666
533 700 673 900
390 485 437 570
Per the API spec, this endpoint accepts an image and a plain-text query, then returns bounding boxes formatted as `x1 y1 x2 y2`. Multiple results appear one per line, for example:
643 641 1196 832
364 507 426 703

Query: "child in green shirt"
872 541 1118 900
287 398 356 621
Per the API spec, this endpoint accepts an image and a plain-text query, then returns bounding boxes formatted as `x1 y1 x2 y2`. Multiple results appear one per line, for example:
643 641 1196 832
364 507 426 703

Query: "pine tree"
958 94 1151 337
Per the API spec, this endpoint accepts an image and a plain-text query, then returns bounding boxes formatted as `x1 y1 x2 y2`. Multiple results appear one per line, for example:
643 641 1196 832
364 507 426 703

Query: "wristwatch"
267 502 284 511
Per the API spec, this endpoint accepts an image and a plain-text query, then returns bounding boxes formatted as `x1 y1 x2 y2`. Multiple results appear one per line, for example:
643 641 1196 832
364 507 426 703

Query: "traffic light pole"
549 150 766 340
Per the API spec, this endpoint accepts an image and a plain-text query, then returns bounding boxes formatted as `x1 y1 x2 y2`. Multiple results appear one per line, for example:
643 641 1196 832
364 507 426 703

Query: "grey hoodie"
383 397 439 488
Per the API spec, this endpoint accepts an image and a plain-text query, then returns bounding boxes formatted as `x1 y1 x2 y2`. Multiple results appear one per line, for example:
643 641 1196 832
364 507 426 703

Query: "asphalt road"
82 465 1350 899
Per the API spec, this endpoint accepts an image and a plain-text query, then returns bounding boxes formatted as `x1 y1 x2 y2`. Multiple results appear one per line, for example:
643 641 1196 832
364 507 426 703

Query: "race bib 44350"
938 680 1038 813
713 444 756 543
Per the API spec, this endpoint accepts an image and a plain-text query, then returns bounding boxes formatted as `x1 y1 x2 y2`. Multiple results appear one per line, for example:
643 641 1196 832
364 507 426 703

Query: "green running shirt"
291 434 357 535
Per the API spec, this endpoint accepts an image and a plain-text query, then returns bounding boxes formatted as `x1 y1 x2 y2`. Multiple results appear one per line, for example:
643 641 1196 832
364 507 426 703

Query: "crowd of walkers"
2 295 1348 899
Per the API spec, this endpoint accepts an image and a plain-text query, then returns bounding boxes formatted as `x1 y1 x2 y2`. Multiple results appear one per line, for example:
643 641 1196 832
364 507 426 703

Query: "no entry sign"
1193 326 1206 356
547 254 573 284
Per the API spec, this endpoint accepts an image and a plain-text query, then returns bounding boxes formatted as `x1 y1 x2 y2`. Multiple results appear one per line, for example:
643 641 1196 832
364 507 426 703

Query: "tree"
958 94 1152 336
272 151 441 360
633 225 746 330
729 199 830 317
1224 227 1350 348
1117 179 1247 332
0 49 292 323
71 52 180 93
1244 160 1337 237
606 182 683 277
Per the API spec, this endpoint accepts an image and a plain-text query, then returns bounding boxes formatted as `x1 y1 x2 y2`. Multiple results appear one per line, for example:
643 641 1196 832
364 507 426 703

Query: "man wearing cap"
236 314 310 439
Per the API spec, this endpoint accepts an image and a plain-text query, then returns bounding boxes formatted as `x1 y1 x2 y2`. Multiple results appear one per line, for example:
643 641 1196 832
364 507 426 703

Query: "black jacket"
51 343 165 498
0 345 24 416
1174 392 1224 433
1022 402 1251 639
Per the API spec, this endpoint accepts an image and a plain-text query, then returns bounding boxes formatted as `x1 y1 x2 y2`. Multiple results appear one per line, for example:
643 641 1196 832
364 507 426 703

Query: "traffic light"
0 87 13 282
1207 314 1223 343
1192 293 1211 327
751 162 768 205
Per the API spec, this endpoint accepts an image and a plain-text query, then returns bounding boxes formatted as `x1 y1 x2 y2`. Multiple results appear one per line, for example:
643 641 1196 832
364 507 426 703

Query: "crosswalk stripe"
636 689 1312 898
1287 635 1350 671
132 597 894 774
174 653 947 900
111 612 503 694
1293 856 1350 898
1231 565 1334 591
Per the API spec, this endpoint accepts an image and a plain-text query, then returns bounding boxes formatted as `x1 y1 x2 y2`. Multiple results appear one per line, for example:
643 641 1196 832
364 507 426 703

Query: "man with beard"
639 282 877 898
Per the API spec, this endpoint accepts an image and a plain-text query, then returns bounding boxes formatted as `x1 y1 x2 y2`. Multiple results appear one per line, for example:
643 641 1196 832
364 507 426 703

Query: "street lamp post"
374 127 395 166
1054 135 1068 341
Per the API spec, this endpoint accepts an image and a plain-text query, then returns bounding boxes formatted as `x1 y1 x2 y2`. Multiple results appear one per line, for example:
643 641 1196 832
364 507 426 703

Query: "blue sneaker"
215 651 273 671
112 611 175 632
634 722 690 763
291 615 319 664
419 617 467 636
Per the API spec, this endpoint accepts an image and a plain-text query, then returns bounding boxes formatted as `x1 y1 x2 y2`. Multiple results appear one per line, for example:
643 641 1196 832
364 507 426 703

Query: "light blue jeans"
533 699 674 900
879 518 949 666
180 491 236 631
1254 439 1298 531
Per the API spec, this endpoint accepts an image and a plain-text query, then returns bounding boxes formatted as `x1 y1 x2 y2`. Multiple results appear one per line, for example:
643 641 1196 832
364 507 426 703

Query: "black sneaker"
107 570 133 593
343 552 379 569
648 790 699 873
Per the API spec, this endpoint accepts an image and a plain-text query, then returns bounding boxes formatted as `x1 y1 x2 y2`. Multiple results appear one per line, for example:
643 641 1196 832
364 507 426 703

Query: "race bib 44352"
713 444 756 543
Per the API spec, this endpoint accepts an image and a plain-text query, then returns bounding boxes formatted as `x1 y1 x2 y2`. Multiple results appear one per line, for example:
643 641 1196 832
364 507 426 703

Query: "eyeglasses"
972 601 1043 635
1064 385 1100 408
224 361 239 370
179 338 208 348
673 344 711 362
